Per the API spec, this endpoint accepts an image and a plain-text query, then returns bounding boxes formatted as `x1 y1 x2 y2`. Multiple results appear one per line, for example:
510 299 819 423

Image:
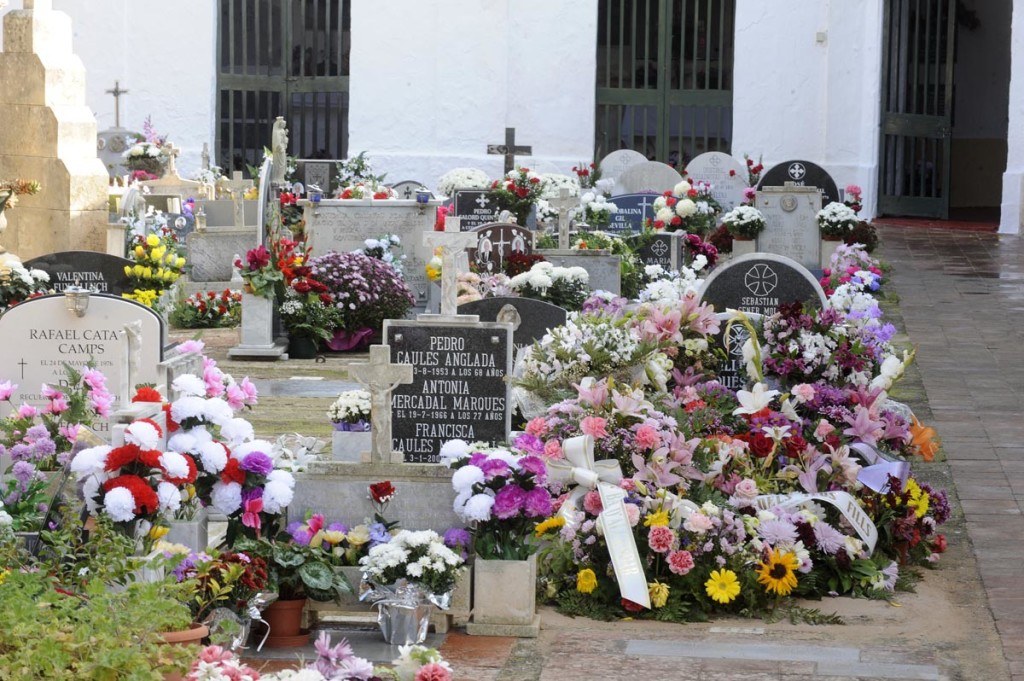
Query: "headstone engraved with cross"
487 127 532 174
347 345 414 465
422 218 479 319
548 188 577 250
219 171 255 229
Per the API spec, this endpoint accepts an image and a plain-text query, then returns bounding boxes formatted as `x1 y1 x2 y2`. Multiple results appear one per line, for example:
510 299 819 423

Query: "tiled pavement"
241 225 1022 680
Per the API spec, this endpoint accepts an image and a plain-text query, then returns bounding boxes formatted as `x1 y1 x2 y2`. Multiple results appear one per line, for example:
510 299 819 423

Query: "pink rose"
667 550 695 575
583 490 603 515
733 478 759 502
792 383 815 404
525 417 548 437
634 425 661 450
543 439 563 459
814 420 836 441
683 512 714 534
580 416 609 440
648 525 674 553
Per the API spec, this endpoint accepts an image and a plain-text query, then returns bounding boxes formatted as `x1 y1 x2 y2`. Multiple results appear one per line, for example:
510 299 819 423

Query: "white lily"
733 382 781 415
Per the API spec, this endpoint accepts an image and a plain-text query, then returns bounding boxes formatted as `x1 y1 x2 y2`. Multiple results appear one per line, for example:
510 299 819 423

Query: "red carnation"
293 280 311 294
747 158 754 166
687 189 699 198
163 403 180 433
164 453 198 485
528 176 540 184
105 444 142 472
621 598 645 613
221 456 246 485
103 474 160 515
139 449 163 468
132 386 163 403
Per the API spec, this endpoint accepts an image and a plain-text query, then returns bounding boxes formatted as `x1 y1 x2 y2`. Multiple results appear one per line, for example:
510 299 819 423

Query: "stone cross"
220 171 253 228
548 187 577 249
423 217 477 316
201 143 211 171
161 142 181 178
347 344 414 465
105 81 129 128
487 127 532 175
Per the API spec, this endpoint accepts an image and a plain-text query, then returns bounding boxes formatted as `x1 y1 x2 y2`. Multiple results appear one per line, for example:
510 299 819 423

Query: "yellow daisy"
705 568 740 604
757 548 800 596
643 510 670 527
534 516 566 537
576 568 598 594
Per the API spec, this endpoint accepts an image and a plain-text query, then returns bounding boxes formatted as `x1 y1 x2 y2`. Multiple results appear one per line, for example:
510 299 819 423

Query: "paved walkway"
235 225 1021 680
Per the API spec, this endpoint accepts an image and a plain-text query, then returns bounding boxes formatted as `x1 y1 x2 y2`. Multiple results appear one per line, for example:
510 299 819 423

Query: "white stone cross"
219 171 253 228
347 344 414 465
161 142 181 178
548 187 577 249
423 217 477 316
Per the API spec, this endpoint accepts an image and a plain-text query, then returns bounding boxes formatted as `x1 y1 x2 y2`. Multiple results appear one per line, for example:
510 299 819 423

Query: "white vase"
332 430 371 462
731 237 757 257
471 554 537 626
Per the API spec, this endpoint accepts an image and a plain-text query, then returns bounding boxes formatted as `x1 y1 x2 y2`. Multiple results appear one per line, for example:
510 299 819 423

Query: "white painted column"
999 0 1024 233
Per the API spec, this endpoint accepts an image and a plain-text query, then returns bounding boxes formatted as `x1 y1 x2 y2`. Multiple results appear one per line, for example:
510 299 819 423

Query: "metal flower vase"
362 579 451 646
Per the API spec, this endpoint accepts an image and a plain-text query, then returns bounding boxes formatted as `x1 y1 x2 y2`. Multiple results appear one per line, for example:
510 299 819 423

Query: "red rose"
620 598 645 613
748 432 775 458
293 280 311 294
370 481 396 504
515 186 529 198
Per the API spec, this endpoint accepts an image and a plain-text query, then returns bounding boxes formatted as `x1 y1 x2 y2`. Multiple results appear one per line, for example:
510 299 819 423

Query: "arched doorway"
594 0 735 169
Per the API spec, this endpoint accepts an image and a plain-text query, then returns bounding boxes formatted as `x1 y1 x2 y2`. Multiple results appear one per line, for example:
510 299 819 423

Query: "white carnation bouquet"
508 261 589 310
359 529 465 597
436 167 490 197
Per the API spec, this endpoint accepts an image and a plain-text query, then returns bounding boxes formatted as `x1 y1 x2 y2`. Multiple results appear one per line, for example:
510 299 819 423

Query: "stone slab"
685 151 749 214
630 231 683 270
756 186 822 270
198 199 259 228
697 252 826 317
623 639 860 662
598 149 648 182
613 161 682 196
466 614 541 638
23 250 134 295
453 190 501 230
187 227 257 282
535 249 622 295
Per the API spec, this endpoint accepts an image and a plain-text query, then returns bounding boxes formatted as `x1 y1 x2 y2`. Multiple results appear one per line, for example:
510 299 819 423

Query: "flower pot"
287 336 319 359
159 622 209 646
376 599 433 645
731 237 757 257
262 597 308 646
165 509 209 553
471 554 537 626
332 429 371 462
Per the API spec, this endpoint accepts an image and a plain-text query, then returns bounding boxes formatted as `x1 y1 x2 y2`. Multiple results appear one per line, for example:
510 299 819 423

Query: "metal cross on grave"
347 344 414 465
548 187 578 249
487 127 532 174
219 171 254 228
423 216 477 316
105 80 129 128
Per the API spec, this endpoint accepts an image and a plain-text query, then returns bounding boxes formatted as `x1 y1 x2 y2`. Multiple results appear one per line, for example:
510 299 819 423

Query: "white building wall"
348 0 597 193
0 0 217 178
1000 0 1023 234
732 0 883 217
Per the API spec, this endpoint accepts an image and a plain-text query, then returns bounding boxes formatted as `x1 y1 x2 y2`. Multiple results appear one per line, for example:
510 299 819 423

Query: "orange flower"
909 416 939 462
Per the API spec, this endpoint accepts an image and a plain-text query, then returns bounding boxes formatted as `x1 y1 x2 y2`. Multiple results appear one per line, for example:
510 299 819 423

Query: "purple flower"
32 438 56 459
758 518 798 546
240 451 274 476
467 452 489 468
512 433 544 456
9 443 31 462
368 522 390 547
241 486 263 503
480 457 511 480
517 455 548 485
24 424 49 441
492 485 526 519
327 521 349 534
11 460 38 486
522 487 552 518
443 527 471 559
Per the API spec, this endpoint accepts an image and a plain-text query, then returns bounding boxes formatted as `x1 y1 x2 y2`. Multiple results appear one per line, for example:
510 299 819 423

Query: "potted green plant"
278 274 342 359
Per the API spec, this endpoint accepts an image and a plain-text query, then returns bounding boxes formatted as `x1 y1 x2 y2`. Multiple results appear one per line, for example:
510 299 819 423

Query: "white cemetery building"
0 0 1020 231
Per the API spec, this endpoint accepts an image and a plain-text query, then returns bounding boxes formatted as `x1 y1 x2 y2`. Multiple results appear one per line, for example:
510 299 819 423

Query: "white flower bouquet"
436 167 490 197
721 205 767 239
508 261 589 310
817 201 860 238
359 529 465 597
327 389 371 431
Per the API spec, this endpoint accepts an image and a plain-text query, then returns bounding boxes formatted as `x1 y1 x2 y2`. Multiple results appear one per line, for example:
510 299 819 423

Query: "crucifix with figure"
487 127 532 174
423 217 477 317
105 81 129 128
347 345 414 465
548 187 577 249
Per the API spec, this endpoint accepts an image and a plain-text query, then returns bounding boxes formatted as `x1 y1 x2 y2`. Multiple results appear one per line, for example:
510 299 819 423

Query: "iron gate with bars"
878 0 956 218
216 0 350 175
595 0 735 168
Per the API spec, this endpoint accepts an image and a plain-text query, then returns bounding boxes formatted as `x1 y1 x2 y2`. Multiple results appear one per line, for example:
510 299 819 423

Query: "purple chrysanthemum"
758 518 799 547
240 451 274 476
517 455 547 484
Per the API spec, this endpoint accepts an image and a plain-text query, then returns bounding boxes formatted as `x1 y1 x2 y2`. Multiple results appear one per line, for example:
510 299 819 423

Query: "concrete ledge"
466 614 541 638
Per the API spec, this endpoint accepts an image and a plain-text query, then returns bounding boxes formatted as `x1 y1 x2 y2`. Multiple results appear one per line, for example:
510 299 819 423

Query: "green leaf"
298 561 335 591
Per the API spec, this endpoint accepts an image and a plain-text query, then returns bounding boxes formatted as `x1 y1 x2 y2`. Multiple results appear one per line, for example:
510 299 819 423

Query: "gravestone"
453 190 501 230
710 311 764 391
756 187 823 270
605 193 658 235
630 231 684 270
390 180 430 201
157 349 205 401
697 252 827 318
304 199 439 309
536 249 622 295
385 320 513 464
598 149 648 183
24 251 134 295
758 160 839 206
296 159 334 195
685 152 749 214
457 297 567 362
614 161 683 197
0 293 163 438
467 222 533 274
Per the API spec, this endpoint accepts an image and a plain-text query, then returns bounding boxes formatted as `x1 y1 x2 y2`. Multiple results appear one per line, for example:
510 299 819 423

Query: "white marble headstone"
599 149 649 183
614 161 683 197
756 187 822 270
685 152 749 214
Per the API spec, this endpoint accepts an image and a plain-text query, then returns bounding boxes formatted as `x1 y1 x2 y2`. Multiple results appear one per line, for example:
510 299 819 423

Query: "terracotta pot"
159 623 209 646
262 597 308 645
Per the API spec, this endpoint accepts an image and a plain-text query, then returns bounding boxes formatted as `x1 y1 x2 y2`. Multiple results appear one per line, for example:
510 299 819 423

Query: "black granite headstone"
697 253 827 318
453 190 501 230
709 311 763 391
465 223 533 274
757 159 839 206
296 159 336 195
385 320 512 464
457 297 567 361
629 231 682 270
24 251 135 295
605 192 659 235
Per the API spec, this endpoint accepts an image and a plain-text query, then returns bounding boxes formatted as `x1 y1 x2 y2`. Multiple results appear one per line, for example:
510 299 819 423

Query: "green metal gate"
216 0 350 174
878 0 956 218
595 0 734 168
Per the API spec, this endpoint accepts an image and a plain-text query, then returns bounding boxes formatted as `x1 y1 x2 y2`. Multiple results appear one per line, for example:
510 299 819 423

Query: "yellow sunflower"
705 568 740 604
757 548 800 596
534 515 566 537
576 568 598 594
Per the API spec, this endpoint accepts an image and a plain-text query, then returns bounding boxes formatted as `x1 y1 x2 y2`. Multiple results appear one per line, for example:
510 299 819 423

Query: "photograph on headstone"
385 320 512 464
466 223 533 274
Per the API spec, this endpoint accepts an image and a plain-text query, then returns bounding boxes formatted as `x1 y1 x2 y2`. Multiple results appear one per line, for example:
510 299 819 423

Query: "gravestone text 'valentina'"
758 159 840 206
756 187 823 270
0 294 163 437
23 251 134 295
457 297 568 362
384 320 512 464
697 252 827 318
685 152 749 214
